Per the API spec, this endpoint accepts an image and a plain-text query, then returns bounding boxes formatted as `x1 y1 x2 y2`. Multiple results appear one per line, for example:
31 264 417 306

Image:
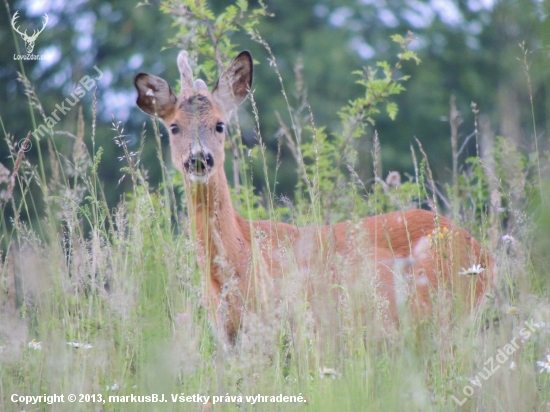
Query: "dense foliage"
1 0 550 411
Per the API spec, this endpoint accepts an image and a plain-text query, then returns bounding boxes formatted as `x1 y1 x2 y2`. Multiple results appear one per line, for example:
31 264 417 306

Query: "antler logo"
11 11 48 54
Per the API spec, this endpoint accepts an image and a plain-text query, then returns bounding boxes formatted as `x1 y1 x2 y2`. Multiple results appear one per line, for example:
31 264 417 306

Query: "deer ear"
135 73 177 121
212 51 253 115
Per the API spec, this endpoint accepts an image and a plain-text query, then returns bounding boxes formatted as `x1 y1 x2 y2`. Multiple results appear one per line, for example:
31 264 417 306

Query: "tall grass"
1 3 550 412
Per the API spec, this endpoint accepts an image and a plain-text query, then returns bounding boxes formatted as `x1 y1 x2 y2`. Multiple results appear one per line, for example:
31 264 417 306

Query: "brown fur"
135 51 497 344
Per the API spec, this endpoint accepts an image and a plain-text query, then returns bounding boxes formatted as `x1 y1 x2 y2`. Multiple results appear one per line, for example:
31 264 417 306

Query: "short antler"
177 51 194 93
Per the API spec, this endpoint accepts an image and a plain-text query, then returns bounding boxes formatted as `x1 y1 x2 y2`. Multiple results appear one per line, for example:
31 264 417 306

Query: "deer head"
134 51 253 184
11 11 49 54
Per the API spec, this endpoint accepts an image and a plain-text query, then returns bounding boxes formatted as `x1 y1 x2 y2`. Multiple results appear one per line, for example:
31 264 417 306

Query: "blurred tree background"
0 0 548 224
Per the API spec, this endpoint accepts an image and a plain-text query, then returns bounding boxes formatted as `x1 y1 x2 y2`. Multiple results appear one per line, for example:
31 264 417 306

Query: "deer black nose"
184 152 214 173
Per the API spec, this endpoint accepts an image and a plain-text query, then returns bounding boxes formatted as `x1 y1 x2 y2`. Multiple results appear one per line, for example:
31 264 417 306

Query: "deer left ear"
212 51 253 115
135 73 177 121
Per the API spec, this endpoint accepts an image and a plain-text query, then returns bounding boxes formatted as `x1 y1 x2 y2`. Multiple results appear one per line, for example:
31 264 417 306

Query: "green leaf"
390 34 405 44
386 102 398 120
236 0 248 12
398 50 421 64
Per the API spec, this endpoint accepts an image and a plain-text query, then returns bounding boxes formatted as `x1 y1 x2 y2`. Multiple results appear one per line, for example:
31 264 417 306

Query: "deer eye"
170 124 180 134
215 122 225 133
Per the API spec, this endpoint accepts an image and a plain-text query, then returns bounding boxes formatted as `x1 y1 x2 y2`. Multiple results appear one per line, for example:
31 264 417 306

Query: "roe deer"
135 50 497 345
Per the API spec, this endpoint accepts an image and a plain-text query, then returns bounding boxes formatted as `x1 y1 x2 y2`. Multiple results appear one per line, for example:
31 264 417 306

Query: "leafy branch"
300 32 420 220
159 0 268 84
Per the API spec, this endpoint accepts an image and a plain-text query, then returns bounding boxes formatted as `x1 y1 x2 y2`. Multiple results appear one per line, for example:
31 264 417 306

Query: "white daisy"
66 341 93 349
28 340 41 350
319 367 341 379
459 264 486 276
536 355 550 373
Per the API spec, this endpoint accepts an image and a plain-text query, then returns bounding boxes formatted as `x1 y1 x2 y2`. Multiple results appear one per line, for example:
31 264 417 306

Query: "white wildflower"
66 341 93 349
28 340 42 350
106 383 119 391
459 264 485 276
537 355 550 373
319 367 341 379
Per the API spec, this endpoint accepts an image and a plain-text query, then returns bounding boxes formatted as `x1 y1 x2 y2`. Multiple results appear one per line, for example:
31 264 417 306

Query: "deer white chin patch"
188 172 209 184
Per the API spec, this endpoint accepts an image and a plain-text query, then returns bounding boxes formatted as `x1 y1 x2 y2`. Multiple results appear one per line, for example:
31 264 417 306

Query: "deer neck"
187 167 252 284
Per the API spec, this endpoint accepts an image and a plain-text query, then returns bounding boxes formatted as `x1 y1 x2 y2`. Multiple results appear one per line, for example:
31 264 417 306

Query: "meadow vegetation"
1 1 550 411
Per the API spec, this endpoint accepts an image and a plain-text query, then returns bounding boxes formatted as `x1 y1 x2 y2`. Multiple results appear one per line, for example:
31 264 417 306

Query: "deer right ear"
135 73 177 121
212 51 253 115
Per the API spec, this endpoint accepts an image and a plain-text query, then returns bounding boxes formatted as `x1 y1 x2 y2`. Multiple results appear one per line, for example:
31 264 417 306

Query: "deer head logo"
11 11 49 54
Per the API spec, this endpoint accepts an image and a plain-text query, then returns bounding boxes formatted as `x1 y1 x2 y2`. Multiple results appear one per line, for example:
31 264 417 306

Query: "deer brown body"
135 51 497 344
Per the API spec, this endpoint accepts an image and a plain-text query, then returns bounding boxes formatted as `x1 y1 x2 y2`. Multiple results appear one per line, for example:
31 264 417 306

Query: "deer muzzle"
184 152 214 181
